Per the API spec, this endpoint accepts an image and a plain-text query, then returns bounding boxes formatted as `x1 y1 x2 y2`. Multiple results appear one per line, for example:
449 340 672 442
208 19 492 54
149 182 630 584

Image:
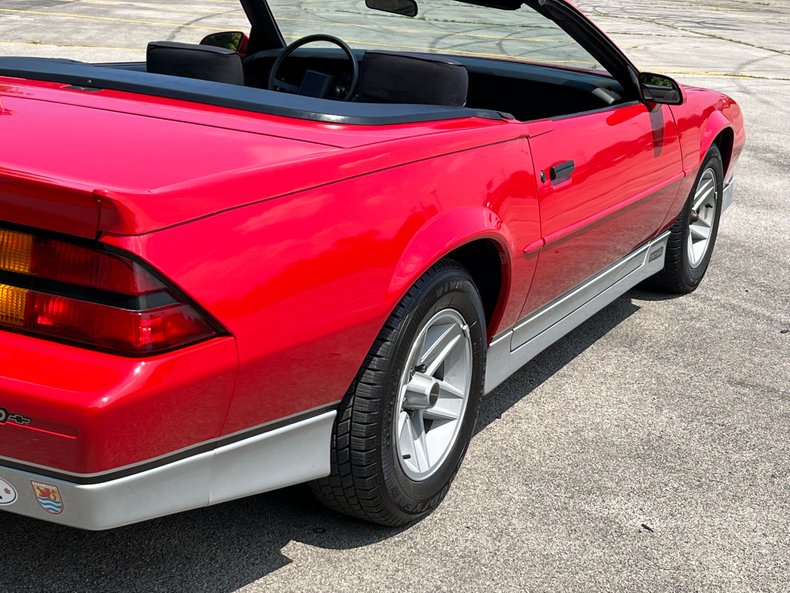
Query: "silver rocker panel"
722 176 736 212
485 231 670 393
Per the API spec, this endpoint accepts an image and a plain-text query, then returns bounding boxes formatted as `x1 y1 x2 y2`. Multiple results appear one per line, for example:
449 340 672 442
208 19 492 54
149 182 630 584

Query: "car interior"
0 31 631 126
142 36 630 122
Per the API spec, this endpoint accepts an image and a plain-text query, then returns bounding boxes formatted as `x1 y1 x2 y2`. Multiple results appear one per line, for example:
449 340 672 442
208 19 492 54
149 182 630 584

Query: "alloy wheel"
395 309 473 481
688 167 719 268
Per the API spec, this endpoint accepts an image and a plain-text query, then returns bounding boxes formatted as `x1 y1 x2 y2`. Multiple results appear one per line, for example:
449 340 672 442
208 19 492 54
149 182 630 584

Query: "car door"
512 101 684 347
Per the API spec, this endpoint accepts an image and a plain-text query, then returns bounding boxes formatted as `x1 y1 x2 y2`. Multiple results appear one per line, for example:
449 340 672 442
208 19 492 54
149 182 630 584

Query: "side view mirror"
365 0 418 17
200 31 250 57
639 72 684 105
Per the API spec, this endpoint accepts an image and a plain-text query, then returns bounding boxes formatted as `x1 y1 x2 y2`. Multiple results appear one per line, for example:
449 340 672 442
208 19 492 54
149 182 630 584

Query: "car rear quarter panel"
105 139 541 437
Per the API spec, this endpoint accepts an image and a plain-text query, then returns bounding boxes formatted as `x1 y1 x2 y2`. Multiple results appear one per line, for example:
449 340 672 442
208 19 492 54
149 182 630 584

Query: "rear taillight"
0 226 222 356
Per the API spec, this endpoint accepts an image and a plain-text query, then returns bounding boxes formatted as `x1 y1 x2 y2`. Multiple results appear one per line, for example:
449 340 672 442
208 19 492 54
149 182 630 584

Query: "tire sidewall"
378 265 486 519
681 146 724 287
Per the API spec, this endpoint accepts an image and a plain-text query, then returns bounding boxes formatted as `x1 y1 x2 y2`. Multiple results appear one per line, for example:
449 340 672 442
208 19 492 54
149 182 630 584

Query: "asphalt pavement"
0 1 788 592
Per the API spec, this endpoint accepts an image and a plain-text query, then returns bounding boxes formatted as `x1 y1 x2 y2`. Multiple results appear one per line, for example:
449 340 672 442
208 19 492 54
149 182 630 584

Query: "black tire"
310 260 486 526
648 144 724 294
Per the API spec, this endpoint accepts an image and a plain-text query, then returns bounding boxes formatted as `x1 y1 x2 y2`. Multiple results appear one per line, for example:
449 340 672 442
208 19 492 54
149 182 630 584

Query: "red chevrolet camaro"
0 0 744 529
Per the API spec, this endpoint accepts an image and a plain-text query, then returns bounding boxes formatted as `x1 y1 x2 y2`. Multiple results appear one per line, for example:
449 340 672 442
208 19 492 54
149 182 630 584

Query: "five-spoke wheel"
396 309 473 481
648 143 724 293
311 261 485 526
687 167 719 268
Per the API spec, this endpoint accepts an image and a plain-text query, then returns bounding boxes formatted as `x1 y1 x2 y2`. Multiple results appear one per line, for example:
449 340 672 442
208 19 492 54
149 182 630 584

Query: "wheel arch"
700 110 734 177
712 126 735 178
444 239 508 337
387 206 513 340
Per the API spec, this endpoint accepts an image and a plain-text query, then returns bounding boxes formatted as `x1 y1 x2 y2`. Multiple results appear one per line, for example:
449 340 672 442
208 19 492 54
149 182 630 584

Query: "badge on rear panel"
31 481 63 514
0 477 17 506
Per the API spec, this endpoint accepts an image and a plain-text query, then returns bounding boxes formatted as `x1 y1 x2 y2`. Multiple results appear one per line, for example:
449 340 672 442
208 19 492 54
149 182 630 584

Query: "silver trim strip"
484 232 670 393
722 176 735 212
0 411 335 530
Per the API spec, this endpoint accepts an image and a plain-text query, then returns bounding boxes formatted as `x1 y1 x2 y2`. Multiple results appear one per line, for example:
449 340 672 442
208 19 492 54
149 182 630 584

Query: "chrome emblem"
0 407 32 426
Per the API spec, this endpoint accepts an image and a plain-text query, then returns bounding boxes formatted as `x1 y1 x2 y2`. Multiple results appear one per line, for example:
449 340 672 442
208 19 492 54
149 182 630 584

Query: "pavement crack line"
590 7 790 57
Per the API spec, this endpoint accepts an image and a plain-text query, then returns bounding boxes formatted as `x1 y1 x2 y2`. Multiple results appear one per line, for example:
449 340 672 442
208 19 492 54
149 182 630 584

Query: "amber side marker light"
0 227 222 356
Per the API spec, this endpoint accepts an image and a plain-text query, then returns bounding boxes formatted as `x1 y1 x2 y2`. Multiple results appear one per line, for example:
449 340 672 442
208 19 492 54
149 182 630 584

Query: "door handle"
549 160 575 183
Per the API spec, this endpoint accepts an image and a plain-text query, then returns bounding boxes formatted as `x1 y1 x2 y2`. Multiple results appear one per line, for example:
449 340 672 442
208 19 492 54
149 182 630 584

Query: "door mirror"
200 31 249 57
365 0 418 17
639 72 683 105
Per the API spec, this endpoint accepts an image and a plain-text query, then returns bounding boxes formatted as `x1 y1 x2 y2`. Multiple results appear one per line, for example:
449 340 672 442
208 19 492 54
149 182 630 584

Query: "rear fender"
387 206 513 319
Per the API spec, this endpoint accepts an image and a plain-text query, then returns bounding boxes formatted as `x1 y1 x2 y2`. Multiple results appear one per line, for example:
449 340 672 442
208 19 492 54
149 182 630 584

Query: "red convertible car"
0 0 744 529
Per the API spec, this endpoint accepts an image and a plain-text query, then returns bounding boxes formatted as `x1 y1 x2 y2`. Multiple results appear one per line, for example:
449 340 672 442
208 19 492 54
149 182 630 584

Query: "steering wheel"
267 34 359 101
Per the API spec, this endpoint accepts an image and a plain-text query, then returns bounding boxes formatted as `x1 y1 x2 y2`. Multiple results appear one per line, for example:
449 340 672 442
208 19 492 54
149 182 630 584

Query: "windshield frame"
242 0 640 95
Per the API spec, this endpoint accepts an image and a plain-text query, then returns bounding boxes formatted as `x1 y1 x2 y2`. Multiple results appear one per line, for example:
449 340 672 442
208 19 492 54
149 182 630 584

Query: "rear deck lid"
0 80 340 237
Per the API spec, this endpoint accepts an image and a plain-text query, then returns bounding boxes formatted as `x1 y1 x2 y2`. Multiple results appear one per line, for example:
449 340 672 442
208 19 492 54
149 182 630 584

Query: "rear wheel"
310 260 485 526
649 144 724 293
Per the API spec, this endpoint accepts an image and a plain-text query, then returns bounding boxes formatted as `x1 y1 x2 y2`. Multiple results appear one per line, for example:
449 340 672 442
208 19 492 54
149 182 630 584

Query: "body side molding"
485 231 671 393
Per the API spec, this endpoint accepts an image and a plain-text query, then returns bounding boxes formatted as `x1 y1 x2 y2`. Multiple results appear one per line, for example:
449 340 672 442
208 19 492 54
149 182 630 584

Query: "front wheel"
310 260 486 526
648 144 724 294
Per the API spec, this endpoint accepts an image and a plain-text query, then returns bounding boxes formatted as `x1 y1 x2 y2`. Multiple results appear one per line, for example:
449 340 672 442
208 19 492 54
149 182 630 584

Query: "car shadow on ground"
476 292 641 434
0 484 395 593
627 286 686 303
0 293 642 593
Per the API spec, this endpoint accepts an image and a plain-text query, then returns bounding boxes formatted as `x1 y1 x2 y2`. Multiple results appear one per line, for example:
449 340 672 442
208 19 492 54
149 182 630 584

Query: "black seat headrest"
146 41 244 85
359 52 468 106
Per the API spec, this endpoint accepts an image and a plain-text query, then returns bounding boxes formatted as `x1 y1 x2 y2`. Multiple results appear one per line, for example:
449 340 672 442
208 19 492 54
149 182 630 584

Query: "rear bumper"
0 409 334 530
0 332 237 474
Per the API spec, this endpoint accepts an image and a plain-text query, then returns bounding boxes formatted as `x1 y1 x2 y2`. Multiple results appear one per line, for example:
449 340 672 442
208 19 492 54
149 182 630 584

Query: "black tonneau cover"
0 57 505 126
